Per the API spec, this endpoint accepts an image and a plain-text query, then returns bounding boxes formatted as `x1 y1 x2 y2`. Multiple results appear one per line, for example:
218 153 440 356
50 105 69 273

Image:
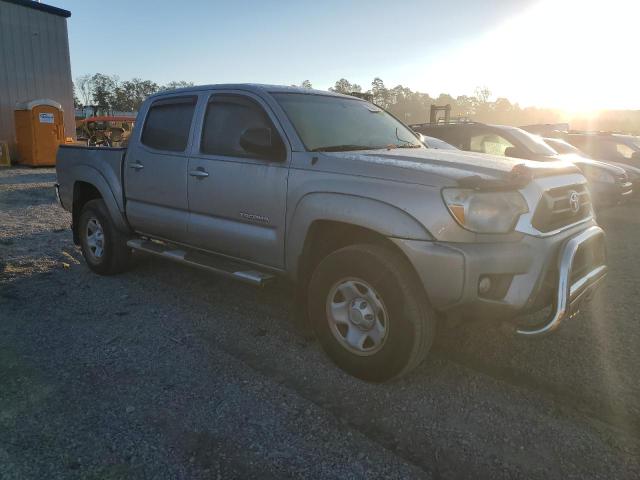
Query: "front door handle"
128 162 144 170
189 169 209 178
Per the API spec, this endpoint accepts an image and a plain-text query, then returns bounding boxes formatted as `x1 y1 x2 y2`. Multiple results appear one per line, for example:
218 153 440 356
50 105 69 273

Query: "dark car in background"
564 133 640 195
411 122 632 207
543 137 633 205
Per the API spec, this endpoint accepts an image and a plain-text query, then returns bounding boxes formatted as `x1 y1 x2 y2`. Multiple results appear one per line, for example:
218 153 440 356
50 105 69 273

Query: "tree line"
323 78 640 133
74 74 639 134
74 74 194 114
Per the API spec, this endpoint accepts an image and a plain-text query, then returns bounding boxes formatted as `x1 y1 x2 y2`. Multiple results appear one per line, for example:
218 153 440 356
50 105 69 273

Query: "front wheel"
78 199 131 275
308 244 435 382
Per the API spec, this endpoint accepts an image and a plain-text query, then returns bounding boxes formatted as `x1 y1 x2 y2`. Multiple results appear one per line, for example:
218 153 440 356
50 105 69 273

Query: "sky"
51 0 639 111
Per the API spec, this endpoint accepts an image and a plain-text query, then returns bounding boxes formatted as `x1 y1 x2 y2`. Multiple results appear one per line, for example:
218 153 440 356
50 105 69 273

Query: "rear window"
141 96 196 152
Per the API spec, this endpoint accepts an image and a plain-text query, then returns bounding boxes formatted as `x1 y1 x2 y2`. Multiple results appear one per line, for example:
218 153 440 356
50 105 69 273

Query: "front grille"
531 184 591 233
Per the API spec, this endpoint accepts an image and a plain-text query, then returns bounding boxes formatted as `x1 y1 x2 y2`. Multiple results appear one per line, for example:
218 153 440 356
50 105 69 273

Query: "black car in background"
411 122 632 207
563 133 640 195
542 137 634 204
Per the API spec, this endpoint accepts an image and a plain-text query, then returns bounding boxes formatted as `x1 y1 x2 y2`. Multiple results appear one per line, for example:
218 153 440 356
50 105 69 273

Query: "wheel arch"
286 192 433 283
71 167 129 243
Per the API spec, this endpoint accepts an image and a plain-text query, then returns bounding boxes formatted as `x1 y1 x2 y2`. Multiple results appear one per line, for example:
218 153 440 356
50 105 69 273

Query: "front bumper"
392 224 607 337
515 226 606 336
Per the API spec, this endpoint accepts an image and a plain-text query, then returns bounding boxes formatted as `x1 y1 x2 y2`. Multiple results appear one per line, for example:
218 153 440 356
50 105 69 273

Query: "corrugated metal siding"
0 0 74 159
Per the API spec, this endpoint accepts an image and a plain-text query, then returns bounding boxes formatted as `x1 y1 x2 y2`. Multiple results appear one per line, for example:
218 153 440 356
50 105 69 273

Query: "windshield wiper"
393 127 421 149
390 143 422 148
311 144 384 152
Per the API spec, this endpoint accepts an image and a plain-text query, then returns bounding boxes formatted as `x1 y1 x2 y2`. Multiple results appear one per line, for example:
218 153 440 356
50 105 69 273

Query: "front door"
187 92 290 268
124 95 197 243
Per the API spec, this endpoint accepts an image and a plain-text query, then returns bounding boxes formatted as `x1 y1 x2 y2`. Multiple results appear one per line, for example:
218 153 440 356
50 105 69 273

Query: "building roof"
1 0 71 18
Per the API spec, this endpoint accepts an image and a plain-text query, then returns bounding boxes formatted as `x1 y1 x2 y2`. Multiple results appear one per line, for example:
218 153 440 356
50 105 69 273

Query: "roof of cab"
147 83 357 100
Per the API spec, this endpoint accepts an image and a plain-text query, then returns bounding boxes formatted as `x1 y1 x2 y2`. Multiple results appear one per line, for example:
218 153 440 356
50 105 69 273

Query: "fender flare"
71 165 129 233
286 192 433 279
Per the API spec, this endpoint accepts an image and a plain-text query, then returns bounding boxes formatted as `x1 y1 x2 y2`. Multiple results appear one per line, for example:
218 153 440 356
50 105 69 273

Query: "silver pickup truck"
56 84 607 381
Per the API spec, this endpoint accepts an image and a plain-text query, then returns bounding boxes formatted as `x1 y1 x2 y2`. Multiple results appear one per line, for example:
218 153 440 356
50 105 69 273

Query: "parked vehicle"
542 137 633 206
411 122 632 206
564 132 640 196
75 116 136 148
56 85 607 381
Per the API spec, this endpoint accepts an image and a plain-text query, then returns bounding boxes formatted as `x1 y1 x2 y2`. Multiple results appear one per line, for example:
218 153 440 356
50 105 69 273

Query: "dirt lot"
1 166 639 479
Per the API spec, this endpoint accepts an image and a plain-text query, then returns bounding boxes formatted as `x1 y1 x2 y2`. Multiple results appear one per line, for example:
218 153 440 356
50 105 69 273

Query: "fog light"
478 276 492 295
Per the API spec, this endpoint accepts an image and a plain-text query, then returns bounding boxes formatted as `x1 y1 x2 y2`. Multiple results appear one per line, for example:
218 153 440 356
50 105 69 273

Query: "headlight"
581 167 614 183
442 189 529 233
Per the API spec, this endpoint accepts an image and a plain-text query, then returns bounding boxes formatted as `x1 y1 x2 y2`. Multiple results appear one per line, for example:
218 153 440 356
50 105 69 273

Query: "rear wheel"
78 199 131 275
308 244 435 382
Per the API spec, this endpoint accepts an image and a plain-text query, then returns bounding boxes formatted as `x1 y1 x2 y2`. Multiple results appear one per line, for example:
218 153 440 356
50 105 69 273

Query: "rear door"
186 91 290 268
124 95 197 243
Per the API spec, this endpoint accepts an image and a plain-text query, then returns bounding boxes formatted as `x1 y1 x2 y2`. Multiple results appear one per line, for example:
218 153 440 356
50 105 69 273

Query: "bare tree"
474 86 492 104
76 74 93 107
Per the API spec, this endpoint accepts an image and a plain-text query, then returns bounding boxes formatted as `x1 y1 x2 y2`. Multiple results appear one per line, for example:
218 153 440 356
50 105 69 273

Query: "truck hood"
319 147 580 188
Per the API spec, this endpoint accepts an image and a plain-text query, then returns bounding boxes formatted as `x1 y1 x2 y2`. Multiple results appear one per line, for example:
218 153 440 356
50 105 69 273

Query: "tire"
308 243 435 382
78 199 131 275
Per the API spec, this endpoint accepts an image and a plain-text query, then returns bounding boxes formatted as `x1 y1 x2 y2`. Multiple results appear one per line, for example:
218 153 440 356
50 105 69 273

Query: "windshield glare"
273 93 422 151
508 128 559 156
546 138 581 155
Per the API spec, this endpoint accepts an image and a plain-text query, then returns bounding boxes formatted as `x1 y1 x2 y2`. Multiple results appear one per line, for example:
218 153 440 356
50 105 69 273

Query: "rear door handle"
128 162 144 170
189 169 209 178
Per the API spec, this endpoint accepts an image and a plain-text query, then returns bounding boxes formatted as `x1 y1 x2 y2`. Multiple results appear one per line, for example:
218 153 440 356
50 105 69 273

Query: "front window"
272 93 422 151
200 95 284 160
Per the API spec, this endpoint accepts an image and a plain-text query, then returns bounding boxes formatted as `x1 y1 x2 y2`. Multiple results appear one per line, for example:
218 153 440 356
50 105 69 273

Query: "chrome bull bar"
516 226 607 337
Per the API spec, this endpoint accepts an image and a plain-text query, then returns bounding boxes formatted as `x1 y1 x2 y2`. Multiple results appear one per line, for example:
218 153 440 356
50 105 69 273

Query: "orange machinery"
14 99 65 166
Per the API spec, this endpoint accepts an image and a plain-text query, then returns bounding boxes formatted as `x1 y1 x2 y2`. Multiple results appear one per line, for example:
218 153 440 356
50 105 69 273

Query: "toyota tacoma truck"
56 85 608 382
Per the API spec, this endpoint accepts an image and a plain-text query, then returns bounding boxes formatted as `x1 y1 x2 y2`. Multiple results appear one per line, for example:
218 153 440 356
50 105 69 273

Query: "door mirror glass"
239 127 280 159
504 146 527 159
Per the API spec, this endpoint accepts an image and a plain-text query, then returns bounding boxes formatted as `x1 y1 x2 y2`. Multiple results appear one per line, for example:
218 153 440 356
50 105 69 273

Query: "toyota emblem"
568 190 580 214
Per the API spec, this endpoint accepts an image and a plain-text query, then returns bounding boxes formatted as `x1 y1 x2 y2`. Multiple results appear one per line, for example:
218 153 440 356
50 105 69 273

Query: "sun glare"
414 0 639 112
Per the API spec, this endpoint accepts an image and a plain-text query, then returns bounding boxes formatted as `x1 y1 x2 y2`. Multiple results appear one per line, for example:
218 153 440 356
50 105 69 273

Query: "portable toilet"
14 99 65 166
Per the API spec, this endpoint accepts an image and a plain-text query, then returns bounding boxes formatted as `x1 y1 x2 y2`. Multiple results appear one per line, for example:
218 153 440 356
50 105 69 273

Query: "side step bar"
127 239 275 287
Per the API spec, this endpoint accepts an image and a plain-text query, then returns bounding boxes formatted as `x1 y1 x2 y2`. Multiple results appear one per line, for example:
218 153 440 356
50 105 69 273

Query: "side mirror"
239 127 283 160
504 146 526 159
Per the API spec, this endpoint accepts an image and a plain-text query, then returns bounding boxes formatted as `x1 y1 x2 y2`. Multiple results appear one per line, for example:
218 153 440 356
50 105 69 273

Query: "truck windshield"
506 127 559 156
545 138 582 155
273 93 422 152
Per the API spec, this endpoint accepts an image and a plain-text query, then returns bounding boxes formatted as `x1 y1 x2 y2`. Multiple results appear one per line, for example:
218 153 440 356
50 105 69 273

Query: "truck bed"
56 145 127 214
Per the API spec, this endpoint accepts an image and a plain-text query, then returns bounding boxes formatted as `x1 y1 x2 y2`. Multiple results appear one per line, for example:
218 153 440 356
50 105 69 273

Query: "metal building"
0 0 74 160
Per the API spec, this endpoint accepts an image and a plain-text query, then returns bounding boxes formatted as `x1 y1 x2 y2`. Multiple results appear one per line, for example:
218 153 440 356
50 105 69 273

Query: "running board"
127 239 275 287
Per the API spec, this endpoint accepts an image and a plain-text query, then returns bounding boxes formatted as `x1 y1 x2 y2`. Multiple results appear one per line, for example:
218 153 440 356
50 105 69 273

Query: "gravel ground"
1 167 639 479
